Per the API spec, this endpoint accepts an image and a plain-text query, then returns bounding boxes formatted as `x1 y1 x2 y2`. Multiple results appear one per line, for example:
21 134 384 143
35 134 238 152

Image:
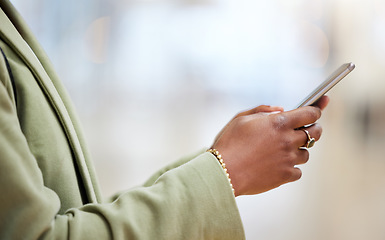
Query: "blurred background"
11 0 385 239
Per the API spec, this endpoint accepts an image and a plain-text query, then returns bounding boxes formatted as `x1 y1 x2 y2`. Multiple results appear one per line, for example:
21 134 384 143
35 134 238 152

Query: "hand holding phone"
296 62 355 108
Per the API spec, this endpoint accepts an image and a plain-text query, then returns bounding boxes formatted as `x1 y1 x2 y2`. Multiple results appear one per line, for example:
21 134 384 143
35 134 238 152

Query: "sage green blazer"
0 1 244 239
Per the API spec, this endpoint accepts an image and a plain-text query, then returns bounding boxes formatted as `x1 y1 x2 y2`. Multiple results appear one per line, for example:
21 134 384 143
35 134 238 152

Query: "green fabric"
0 1 245 239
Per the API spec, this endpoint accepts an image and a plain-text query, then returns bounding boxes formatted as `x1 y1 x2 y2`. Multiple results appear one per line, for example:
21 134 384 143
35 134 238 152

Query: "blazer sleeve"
107 149 206 202
0 79 245 239
141 148 207 187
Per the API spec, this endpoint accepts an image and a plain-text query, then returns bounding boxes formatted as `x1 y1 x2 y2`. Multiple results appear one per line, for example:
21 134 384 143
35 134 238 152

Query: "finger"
214 105 282 143
238 105 284 117
303 123 323 141
281 106 322 129
254 105 284 113
312 95 330 110
293 123 323 147
286 167 302 183
295 148 309 165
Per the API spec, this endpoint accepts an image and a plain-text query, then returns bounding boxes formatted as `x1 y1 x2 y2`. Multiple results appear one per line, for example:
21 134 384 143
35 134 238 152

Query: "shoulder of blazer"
0 1 101 203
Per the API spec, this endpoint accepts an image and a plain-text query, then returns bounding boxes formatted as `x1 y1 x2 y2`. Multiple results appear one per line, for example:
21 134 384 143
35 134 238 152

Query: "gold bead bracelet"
207 149 235 195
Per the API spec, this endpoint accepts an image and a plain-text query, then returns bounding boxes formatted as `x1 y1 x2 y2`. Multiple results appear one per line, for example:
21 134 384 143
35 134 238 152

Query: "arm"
0 82 244 239
141 148 207 187
106 149 207 203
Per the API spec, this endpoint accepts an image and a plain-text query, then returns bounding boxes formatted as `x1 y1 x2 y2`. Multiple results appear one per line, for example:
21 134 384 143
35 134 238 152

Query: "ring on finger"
300 129 316 148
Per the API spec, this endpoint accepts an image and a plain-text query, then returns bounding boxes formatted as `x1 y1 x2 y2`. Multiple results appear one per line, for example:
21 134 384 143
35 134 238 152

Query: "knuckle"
294 168 303 180
310 123 323 140
287 151 298 165
280 135 296 150
281 168 294 181
236 115 249 126
270 114 287 129
298 151 310 165
314 127 323 140
283 168 302 182
234 116 252 132
281 140 292 151
309 107 322 120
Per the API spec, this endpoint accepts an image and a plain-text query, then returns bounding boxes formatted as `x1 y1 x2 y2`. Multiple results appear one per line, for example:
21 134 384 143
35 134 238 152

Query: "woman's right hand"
211 96 329 196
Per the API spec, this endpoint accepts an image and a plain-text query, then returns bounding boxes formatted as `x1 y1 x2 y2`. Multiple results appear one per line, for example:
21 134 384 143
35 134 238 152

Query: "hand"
211 96 329 196
213 105 284 145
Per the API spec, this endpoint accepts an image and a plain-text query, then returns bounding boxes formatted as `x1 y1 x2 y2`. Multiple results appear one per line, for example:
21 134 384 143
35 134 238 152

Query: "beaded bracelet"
207 149 235 195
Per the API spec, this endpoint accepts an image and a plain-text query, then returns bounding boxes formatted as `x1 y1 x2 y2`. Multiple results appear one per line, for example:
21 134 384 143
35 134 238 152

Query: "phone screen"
296 62 355 108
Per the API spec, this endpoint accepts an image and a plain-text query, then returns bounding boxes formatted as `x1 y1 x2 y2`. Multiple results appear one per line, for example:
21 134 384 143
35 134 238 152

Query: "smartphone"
296 62 355 108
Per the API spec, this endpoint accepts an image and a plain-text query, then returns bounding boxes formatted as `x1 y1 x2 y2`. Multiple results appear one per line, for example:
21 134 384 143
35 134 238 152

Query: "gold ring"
301 129 315 148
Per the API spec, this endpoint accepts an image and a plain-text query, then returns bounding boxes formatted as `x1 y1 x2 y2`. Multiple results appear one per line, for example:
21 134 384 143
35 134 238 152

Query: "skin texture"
212 96 330 197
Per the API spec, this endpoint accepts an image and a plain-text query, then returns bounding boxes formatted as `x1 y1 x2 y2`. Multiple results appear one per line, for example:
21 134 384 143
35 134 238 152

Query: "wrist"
207 148 235 196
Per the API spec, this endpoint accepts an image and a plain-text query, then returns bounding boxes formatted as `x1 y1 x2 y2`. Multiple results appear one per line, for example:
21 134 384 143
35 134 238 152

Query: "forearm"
0 81 244 239
141 148 207 187
1 153 244 239
65 154 244 239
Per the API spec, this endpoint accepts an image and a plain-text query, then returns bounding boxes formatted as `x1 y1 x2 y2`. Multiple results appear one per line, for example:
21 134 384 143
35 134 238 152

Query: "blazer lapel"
0 3 99 203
